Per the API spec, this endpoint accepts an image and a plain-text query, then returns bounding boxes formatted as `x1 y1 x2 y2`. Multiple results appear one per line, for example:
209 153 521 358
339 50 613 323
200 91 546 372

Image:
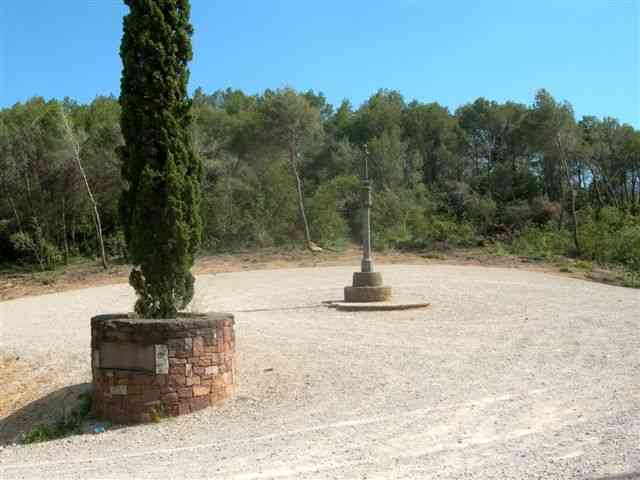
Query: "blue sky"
1 1 638 126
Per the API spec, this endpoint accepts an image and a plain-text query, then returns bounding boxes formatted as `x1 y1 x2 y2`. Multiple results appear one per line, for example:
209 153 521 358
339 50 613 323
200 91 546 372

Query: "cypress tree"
118 0 202 318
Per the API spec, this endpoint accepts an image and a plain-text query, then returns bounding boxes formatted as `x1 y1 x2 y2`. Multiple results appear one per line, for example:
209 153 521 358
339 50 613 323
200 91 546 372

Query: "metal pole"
361 154 373 273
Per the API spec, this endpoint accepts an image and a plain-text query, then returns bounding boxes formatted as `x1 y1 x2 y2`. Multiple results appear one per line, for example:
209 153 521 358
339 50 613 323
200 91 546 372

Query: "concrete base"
344 285 392 302
352 272 383 287
329 301 430 312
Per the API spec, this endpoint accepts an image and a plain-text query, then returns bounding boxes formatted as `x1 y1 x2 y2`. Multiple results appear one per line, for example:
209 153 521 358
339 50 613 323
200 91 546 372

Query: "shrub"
104 231 127 259
371 189 413 250
463 194 497 232
202 159 299 251
370 186 476 250
511 225 572 259
501 201 534 231
309 175 359 247
530 196 561 225
10 227 62 271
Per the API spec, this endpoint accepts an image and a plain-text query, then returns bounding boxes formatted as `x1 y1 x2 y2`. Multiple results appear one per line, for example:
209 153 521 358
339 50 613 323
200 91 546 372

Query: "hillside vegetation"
1 88 638 285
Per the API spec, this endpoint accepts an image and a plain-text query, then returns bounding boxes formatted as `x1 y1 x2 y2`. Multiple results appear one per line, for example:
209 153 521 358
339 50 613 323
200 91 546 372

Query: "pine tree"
118 0 202 318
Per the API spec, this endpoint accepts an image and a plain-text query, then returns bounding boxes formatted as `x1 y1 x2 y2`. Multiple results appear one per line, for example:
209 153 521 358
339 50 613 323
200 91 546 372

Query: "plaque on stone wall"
98 342 168 374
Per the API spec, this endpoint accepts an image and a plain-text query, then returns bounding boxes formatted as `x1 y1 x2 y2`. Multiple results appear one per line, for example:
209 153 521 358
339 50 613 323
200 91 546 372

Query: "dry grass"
0 246 626 303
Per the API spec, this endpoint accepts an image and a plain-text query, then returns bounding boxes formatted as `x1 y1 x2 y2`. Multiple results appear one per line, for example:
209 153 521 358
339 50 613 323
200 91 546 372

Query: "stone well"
91 312 235 424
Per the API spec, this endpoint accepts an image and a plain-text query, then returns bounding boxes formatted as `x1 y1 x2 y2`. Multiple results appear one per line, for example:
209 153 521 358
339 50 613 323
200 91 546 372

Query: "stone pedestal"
91 312 235 424
344 271 392 302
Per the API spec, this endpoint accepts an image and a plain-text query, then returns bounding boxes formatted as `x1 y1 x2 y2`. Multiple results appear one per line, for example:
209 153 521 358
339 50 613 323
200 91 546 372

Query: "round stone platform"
328 300 430 312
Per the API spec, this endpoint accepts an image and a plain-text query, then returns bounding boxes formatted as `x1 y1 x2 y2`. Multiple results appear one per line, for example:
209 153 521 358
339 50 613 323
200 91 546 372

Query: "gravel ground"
0 264 639 479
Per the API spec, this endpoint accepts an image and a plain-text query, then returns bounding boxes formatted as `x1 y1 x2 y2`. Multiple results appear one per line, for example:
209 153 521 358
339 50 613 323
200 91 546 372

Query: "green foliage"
367 127 407 190
511 225 573 259
10 224 62 270
202 159 298 250
463 193 497 232
370 186 476 250
579 208 640 267
104 231 127 259
308 175 359 246
118 0 202 318
1 80 639 288
23 393 93 444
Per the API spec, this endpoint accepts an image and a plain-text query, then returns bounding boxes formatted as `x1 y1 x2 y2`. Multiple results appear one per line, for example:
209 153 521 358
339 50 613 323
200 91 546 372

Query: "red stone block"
193 385 210 397
138 413 152 423
143 388 161 402
160 385 175 395
223 327 233 341
169 365 186 375
190 396 209 412
197 357 213 367
129 374 154 386
168 375 186 387
192 336 204 355
162 392 179 403
127 385 144 395
178 387 193 398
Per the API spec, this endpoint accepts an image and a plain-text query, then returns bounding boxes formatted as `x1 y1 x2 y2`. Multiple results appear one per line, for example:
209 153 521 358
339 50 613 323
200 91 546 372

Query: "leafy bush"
371 189 414 249
308 175 359 247
511 225 572 259
530 196 561 225
104 231 127 259
202 160 298 251
370 186 476 250
578 207 640 267
10 226 62 270
501 201 534 231
463 194 497 232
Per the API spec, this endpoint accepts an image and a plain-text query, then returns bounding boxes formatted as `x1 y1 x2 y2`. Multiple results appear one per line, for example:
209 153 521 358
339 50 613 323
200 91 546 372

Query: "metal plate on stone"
99 342 156 372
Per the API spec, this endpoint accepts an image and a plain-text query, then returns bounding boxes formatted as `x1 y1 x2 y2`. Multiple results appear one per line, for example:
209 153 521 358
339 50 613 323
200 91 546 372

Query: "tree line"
1 87 639 280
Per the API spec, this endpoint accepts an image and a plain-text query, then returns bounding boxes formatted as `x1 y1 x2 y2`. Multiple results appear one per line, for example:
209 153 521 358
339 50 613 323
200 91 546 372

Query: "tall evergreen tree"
118 0 202 318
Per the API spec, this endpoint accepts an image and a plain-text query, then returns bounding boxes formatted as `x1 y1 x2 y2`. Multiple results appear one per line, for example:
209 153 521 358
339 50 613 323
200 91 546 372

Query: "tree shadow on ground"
0 383 91 445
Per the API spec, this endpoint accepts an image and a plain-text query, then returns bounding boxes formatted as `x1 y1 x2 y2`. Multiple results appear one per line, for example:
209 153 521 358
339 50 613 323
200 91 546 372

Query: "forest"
1 87 639 285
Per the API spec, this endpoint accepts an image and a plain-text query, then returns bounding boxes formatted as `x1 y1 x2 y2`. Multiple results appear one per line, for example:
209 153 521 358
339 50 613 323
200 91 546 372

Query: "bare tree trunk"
61 111 108 269
71 216 77 252
61 198 69 265
7 194 22 231
569 188 580 256
288 144 312 248
31 215 45 271
559 154 580 256
558 184 565 232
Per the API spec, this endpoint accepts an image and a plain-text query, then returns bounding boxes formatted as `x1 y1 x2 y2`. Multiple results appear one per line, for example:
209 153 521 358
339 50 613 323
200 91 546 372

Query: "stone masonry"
91 312 235 424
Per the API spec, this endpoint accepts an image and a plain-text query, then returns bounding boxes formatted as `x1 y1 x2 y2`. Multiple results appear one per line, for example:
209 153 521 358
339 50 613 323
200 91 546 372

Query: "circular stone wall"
91 312 235 424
